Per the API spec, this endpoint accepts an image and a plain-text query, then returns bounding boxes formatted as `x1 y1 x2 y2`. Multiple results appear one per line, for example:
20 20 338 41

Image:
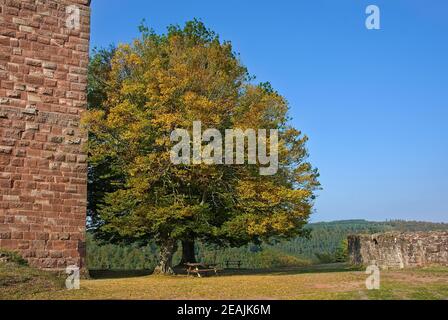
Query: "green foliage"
86 220 448 270
0 249 28 266
86 233 311 270
86 234 158 270
84 20 319 272
268 219 389 262
193 242 312 269
86 46 123 231
314 240 348 264
251 249 311 268
335 239 349 262
314 252 337 264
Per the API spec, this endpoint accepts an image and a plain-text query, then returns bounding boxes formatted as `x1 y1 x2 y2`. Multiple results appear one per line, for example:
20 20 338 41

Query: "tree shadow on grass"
88 269 153 279
216 263 362 277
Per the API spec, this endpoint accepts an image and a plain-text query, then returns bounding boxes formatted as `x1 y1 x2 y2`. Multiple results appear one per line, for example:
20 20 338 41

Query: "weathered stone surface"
0 0 90 270
348 231 448 269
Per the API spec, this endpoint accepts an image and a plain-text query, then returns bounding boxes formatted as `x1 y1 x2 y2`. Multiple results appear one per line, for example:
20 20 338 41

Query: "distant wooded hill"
87 220 448 270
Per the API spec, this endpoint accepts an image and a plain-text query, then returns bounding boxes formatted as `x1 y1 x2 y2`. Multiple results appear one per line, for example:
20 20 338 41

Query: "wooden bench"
225 260 242 269
185 263 222 278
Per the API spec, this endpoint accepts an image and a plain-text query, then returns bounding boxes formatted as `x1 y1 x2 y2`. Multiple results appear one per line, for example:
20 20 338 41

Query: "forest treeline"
87 219 448 270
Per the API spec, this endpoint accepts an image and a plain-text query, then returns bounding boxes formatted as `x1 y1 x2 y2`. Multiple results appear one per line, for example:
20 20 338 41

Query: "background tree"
334 239 349 262
84 20 319 274
86 46 120 231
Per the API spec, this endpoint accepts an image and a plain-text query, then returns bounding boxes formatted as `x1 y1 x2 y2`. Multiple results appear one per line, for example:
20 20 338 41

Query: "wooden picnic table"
185 263 222 278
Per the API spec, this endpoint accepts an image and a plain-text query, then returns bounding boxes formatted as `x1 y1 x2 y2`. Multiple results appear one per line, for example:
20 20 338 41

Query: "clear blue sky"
90 0 448 223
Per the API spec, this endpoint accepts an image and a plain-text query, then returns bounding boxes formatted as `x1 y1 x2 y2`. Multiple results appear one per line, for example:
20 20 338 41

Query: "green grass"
364 267 448 300
0 262 65 300
1 262 447 300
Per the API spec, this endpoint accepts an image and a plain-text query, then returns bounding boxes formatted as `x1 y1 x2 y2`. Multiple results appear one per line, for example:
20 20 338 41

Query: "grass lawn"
1 263 447 300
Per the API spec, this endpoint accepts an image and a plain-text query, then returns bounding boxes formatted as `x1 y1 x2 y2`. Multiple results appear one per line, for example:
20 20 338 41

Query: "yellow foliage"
85 20 319 249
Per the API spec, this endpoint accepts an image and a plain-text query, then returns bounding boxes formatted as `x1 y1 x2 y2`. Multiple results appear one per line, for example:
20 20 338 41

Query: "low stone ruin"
348 231 448 269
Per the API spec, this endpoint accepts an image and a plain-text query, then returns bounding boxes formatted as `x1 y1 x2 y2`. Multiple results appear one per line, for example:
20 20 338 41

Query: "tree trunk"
153 239 177 275
179 239 196 265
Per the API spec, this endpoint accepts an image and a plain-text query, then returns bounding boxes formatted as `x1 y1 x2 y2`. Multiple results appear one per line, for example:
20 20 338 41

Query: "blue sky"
90 0 448 223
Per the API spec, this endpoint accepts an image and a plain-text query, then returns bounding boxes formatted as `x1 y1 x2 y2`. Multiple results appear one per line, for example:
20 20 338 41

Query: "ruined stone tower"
0 0 90 269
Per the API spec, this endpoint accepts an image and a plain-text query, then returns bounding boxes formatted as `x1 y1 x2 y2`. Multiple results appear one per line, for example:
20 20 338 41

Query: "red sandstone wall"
0 0 90 269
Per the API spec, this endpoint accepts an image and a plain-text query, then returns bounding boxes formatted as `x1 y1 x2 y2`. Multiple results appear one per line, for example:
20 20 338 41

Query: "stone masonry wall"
0 0 90 269
348 231 448 270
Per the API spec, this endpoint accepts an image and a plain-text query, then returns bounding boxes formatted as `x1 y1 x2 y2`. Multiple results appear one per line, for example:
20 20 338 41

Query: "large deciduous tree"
84 20 320 274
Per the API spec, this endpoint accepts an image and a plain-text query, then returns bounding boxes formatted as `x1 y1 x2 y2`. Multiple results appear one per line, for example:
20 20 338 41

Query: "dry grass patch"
1 263 447 300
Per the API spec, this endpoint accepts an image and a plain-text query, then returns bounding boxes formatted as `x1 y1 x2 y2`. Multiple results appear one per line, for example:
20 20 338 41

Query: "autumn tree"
86 46 119 230
84 20 319 274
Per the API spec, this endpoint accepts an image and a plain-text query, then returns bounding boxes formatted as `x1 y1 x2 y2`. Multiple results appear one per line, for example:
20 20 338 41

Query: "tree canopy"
83 20 320 274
